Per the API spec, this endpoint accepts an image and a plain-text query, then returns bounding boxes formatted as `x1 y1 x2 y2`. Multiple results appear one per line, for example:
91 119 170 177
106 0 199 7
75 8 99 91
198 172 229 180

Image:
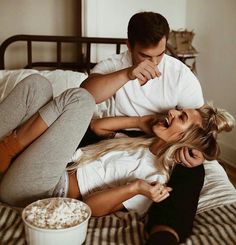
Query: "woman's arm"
90 115 157 138
84 180 172 217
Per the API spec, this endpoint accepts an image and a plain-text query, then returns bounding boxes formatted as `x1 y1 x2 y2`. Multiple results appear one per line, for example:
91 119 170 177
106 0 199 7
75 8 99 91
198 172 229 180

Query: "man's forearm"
80 68 131 103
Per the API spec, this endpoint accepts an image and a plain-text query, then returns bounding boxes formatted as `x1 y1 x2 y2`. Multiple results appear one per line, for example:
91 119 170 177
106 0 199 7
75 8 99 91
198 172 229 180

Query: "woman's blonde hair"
67 103 235 180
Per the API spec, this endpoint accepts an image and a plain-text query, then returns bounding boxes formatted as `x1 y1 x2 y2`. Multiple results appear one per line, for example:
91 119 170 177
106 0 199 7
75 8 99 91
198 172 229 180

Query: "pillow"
197 160 236 213
0 69 87 101
0 69 37 102
0 69 109 118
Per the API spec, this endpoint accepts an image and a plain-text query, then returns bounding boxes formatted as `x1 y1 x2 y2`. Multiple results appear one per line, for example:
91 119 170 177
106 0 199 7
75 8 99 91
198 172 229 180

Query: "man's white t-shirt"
92 51 204 116
76 148 167 215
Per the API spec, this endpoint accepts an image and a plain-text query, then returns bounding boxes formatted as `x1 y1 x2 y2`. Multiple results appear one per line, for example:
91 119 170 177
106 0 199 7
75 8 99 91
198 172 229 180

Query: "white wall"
0 0 79 69
83 0 187 37
83 0 187 61
186 0 236 165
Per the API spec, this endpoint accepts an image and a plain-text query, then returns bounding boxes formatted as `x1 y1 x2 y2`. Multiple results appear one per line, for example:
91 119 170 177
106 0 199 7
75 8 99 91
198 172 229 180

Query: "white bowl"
22 197 91 245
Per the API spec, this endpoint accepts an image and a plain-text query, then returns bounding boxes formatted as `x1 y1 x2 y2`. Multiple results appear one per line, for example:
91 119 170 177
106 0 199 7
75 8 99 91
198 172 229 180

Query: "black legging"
146 164 205 242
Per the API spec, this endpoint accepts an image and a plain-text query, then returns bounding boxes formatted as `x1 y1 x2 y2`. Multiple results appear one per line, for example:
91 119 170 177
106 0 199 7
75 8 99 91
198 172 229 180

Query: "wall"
83 0 187 61
83 0 187 37
0 0 80 69
1 0 187 67
186 0 236 165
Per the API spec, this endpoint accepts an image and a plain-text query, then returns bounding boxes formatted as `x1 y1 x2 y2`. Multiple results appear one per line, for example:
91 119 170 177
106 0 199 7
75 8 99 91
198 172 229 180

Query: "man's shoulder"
92 50 131 74
163 54 187 69
107 50 131 65
162 54 197 79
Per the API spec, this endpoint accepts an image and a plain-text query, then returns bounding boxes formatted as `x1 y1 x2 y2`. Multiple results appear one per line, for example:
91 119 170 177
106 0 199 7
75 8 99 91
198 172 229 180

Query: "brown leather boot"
0 113 48 173
0 131 23 173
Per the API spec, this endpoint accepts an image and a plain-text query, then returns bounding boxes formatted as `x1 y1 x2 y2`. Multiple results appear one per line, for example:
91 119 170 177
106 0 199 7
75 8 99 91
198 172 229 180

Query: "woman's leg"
0 88 95 207
0 74 53 172
0 74 53 138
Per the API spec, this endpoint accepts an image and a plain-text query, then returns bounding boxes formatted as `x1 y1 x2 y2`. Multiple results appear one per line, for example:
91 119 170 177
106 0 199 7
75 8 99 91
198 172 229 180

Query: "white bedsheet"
0 69 236 213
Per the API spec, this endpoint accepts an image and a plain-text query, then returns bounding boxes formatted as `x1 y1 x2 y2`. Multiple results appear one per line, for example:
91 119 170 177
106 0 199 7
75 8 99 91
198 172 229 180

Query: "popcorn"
24 198 89 229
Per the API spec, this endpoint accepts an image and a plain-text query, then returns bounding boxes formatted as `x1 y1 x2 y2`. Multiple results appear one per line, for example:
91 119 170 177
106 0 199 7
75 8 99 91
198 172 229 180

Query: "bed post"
77 0 83 65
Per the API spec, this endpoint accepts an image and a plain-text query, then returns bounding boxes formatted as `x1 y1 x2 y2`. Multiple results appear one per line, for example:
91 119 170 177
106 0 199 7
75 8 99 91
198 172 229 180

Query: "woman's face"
152 109 202 142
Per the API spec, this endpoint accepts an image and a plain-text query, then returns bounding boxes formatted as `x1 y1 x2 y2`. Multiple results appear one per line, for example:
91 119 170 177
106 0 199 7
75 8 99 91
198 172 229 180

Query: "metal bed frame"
0 34 178 74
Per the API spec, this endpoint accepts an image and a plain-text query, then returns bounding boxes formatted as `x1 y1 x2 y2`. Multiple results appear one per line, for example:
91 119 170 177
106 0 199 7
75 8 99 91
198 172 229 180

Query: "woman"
64 105 234 216
0 74 234 216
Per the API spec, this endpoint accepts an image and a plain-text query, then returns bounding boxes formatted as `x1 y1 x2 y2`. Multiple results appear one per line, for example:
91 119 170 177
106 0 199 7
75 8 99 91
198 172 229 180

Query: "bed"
0 35 236 245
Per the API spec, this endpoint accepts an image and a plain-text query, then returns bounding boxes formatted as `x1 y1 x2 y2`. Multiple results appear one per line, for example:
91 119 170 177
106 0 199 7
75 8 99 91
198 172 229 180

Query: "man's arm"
81 69 130 103
81 59 161 104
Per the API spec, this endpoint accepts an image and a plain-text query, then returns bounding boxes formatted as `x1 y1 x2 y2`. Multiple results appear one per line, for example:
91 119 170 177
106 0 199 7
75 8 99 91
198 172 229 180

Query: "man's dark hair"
127 12 170 48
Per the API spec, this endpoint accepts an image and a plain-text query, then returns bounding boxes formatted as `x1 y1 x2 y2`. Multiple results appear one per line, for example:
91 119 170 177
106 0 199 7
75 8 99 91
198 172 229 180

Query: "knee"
73 88 96 119
77 88 96 112
60 87 96 114
22 74 53 99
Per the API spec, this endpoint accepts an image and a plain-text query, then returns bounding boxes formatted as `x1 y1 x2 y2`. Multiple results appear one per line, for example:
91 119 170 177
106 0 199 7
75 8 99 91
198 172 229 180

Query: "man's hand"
127 60 161 85
174 147 205 168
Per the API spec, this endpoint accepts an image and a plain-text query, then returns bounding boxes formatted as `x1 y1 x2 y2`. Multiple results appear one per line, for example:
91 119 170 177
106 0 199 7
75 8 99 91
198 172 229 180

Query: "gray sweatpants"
0 74 95 207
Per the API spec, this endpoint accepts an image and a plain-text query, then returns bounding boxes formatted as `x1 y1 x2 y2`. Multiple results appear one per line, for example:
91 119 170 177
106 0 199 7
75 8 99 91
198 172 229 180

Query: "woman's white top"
75 148 167 215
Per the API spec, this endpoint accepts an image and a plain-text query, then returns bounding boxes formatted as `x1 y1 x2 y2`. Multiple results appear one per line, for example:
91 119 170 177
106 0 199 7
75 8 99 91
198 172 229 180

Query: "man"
81 12 205 244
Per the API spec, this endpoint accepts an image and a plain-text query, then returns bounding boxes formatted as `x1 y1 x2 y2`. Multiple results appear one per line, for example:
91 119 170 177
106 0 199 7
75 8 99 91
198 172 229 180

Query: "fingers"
176 147 205 168
139 115 157 134
150 183 172 202
179 147 191 167
131 60 161 85
158 193 170 202
174 149 181 163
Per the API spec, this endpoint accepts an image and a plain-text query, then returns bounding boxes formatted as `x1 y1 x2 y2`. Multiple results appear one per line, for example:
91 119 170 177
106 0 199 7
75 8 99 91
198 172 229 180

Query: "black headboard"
0 34 178 74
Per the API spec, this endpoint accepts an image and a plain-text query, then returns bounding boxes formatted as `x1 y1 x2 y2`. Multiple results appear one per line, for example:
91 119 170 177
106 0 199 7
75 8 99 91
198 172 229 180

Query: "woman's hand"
138 115 158 135
89 118 116 138
132 179 172 203
90 114 159 137
174 147 205 168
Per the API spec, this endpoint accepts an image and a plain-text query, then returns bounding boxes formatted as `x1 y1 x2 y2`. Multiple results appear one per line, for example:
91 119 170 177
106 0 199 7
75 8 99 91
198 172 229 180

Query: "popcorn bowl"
22 197 91 245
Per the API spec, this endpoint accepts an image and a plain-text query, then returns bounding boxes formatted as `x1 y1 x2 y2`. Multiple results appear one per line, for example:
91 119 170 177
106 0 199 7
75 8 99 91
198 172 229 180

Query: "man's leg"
0 88 95 207
146 164 205 244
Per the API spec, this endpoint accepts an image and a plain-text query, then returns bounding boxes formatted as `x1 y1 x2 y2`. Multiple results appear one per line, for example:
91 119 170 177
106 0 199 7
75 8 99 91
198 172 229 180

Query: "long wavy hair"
67 104 235 180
